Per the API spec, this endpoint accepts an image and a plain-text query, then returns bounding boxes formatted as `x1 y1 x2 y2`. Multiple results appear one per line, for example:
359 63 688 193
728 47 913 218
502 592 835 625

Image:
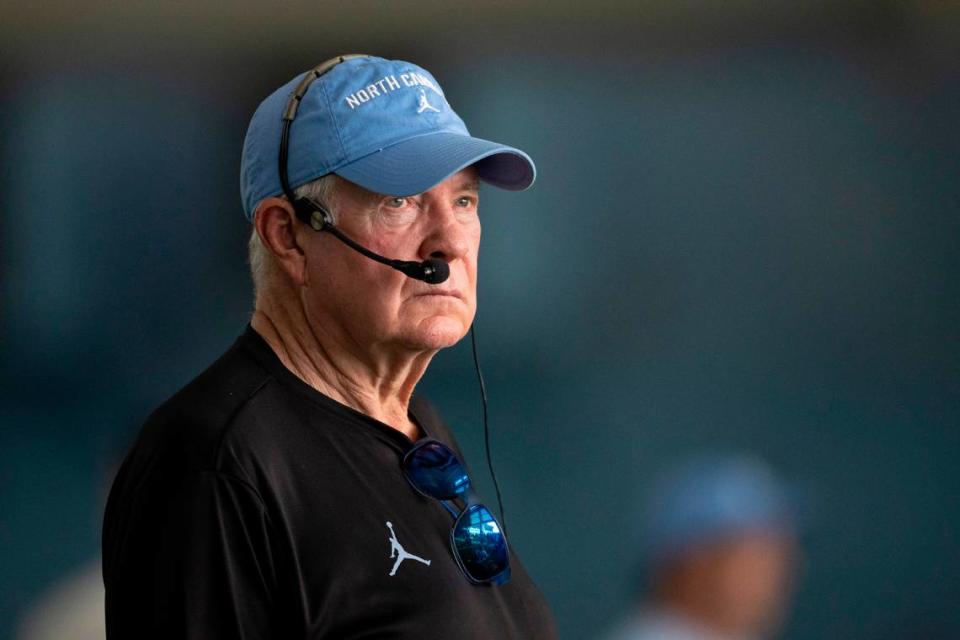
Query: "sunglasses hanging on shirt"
402 438 510 585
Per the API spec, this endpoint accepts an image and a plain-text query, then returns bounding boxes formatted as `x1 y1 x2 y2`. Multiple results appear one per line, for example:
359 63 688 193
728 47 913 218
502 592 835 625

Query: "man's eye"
456 196 475 207
385 197 407 208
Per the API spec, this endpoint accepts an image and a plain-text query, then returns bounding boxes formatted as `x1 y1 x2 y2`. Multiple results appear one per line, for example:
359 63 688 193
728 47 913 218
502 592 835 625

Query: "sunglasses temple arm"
440 499 460 520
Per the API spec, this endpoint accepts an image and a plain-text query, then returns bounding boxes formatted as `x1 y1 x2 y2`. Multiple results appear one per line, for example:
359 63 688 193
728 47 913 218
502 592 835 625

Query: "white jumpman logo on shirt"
386 521 431 576
416 89 441 114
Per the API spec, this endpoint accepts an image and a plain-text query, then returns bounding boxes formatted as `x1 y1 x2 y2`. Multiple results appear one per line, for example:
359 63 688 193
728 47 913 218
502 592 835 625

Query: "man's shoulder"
103 331 278 563
602 608 720 640
131 331 279 472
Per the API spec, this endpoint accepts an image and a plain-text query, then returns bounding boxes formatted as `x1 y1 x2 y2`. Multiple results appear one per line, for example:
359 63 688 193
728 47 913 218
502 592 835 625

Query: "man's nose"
419 200 472 262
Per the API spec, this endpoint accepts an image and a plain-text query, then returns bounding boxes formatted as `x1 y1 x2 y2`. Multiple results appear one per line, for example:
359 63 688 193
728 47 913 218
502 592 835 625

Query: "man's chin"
404 316 470 351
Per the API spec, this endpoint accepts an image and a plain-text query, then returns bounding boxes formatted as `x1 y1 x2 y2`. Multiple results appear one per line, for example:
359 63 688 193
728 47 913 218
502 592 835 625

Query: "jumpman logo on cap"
416 89 441 114
386 521 431 576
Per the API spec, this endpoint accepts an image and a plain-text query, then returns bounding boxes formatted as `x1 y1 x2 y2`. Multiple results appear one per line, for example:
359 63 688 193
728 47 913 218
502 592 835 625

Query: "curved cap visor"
333 131 536 196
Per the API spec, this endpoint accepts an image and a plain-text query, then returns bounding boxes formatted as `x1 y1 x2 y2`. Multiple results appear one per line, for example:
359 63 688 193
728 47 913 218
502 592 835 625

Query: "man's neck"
250 302 429 441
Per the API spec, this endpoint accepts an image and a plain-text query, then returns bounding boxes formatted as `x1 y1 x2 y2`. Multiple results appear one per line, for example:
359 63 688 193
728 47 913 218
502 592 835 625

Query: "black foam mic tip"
420 259 450 284
394 258 450 284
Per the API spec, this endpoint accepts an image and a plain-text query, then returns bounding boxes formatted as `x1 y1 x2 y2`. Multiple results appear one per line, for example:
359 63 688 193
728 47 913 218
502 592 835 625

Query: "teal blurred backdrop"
2 2 958 638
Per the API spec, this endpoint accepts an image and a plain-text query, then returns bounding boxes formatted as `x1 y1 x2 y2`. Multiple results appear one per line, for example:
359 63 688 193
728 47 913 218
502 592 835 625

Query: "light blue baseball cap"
240 55 536 220
642 454 799 567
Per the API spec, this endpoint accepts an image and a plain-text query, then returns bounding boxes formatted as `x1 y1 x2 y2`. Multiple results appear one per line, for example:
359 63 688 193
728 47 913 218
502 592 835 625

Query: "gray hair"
248 174 339 299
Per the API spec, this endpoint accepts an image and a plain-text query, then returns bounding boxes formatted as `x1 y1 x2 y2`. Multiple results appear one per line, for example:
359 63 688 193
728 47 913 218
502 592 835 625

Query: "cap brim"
333 131 536 196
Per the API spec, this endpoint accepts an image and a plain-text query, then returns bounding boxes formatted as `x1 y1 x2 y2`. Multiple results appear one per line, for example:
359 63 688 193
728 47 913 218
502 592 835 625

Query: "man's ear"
253 197 310 287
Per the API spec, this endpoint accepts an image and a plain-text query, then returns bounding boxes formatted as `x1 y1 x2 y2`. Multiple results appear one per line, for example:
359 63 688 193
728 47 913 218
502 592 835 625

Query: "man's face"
681 531 797 636
300 168 481 356
717 533 796 632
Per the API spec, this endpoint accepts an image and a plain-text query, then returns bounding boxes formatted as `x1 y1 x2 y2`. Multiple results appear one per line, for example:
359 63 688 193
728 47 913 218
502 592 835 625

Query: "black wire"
278 120 294 201
470 324 508 539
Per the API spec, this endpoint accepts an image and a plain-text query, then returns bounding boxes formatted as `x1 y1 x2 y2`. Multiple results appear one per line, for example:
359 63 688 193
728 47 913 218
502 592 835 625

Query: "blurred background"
1 1 958 638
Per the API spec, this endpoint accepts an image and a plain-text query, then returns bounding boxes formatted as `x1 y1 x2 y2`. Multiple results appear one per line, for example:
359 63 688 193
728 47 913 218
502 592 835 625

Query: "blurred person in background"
101 54 555 639
16 460 119 640
17 560 104 640
603 454 800 640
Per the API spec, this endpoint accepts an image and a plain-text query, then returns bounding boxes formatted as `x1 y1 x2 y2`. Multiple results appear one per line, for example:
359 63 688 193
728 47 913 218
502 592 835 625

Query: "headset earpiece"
291 197 333 232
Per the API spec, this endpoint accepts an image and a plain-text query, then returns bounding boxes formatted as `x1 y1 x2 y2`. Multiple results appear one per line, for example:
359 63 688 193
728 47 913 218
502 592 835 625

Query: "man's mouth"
414 289 464 300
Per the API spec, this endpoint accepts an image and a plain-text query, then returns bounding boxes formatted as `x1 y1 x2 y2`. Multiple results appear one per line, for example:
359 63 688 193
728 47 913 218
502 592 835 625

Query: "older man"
102 55 556 639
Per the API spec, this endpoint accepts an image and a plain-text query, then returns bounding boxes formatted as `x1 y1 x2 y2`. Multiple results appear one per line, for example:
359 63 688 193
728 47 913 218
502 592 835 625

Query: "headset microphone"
295 203 451 285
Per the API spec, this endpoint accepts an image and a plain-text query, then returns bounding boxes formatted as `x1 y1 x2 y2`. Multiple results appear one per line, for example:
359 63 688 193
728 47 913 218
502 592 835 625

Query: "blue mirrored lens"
452 504 510 584
405 440 470 500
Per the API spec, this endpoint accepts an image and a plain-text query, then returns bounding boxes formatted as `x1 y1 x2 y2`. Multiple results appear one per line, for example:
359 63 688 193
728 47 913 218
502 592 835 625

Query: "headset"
278 54 449 285
275 54 508 534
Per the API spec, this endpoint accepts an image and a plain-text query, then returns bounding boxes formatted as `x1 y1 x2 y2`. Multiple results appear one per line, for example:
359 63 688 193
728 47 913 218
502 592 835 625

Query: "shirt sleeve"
105 469 282 640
